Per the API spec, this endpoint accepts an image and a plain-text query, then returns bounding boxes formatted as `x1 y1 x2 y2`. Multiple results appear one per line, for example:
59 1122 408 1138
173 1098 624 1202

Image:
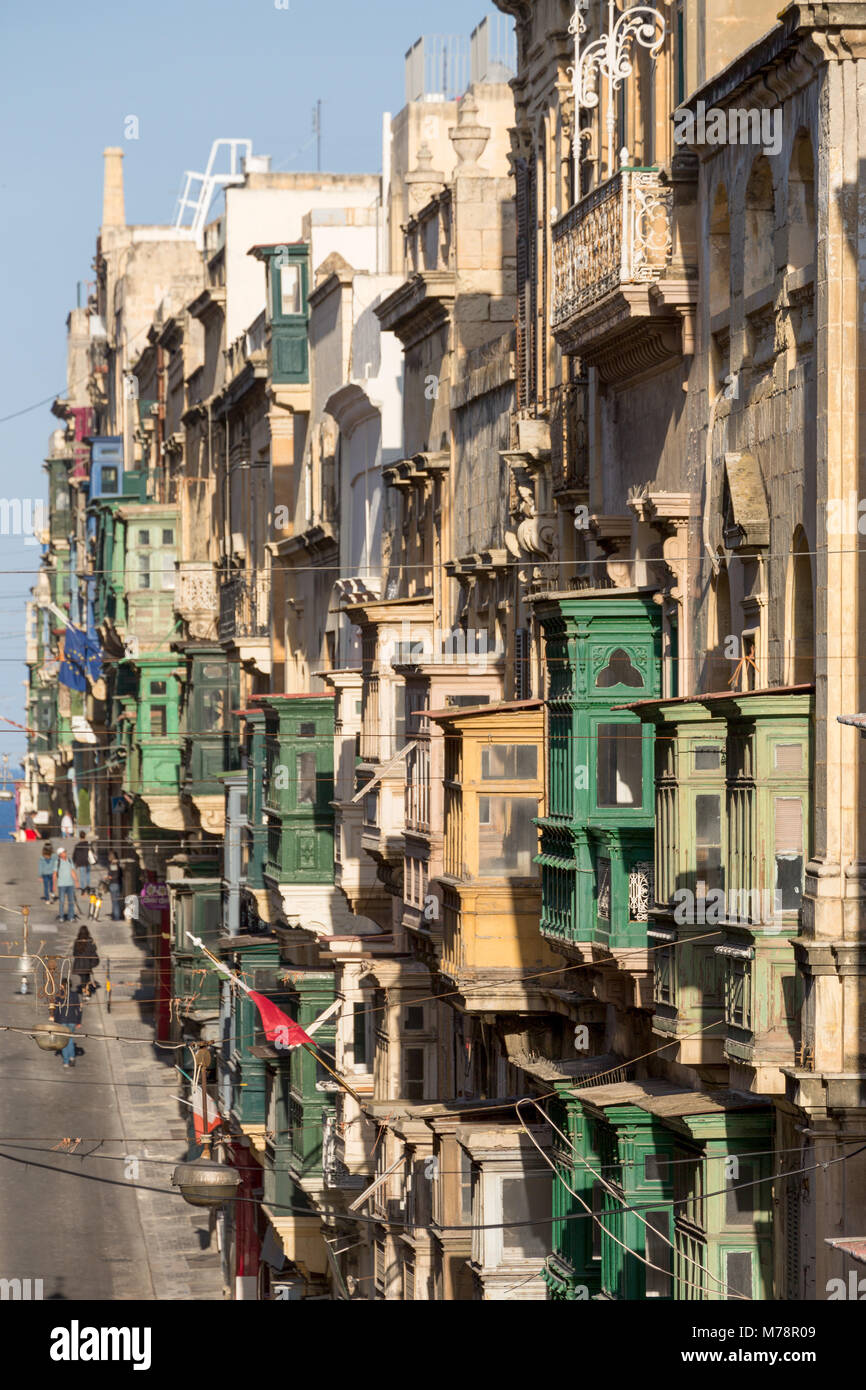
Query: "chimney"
101 147 125 229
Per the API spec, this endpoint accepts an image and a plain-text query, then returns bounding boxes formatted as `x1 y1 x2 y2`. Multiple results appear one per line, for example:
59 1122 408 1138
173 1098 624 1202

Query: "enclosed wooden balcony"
427 700 559 1011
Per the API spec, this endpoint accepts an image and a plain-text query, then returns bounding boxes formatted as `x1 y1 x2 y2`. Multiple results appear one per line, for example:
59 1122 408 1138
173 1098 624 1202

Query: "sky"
0 0 513 765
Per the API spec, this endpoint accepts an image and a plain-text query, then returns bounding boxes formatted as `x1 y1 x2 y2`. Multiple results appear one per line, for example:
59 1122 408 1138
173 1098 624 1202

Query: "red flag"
248 990 314 1050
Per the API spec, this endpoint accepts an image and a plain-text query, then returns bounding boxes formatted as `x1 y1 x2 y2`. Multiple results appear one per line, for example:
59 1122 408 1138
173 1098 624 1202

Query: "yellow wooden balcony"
427 700 559 1010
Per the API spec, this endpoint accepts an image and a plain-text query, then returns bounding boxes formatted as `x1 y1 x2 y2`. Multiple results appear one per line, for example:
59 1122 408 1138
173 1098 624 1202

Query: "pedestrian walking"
72 831 92 893
60 811 74 838
55 984 82 1068
54 848 80 922
107 851 123 921
39 842 57 902
71 924 99 996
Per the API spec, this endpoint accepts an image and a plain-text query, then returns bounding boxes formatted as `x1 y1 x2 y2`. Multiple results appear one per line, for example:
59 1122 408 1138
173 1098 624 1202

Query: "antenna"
313 101 322 172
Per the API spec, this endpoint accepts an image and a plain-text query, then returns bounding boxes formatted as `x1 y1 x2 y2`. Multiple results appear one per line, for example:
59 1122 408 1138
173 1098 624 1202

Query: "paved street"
0 840 223 1301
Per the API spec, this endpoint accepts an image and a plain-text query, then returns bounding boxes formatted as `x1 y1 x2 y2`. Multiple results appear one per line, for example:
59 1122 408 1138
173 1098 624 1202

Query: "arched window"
786 131 815 276
786 528 814 685
596 648 643 688
744 157 775 300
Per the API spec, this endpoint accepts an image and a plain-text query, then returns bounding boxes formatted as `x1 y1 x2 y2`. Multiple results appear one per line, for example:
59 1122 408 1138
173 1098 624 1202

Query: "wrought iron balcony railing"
218 571 270 641
551 165 673 330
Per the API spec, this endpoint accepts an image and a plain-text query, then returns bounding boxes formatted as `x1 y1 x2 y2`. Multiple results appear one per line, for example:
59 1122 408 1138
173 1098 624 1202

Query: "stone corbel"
588 514 633 588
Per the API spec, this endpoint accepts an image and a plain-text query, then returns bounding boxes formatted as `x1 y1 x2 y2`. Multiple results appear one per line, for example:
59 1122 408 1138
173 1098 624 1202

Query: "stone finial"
405 142 446 216
449 92 491 170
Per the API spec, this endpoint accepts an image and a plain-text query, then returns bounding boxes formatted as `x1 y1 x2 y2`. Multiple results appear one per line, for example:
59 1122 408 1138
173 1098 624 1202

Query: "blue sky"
0 0 512 761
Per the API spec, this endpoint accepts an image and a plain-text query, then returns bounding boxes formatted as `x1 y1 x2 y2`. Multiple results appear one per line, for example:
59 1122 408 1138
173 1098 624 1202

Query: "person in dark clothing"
107 852 123 920
71 925 99 996
55 985 82 1067
72 832 92 894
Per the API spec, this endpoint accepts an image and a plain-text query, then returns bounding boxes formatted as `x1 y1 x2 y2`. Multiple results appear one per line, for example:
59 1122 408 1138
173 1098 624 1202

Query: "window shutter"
515 158 529 410
785 1181 800 1298
514 627 530 700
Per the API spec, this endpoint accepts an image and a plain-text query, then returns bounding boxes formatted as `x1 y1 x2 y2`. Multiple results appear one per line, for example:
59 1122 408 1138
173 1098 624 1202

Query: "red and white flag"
248 990 315 1050
190 1081 221 1141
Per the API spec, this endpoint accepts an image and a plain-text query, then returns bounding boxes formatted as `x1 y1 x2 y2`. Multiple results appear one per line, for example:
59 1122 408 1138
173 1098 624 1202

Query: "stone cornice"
374 272 456 348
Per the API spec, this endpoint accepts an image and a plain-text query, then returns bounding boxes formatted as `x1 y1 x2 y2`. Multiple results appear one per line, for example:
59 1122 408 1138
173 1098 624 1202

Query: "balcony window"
477 795 539 878
150 680 166 696
596 648 642 688
596 723 642 807
296 751 316 805
654 944 674 1006
644 1210 672 1297
502 1174 550 1261
364 790 378 827
162 528 174 546
102 466 118 492
279 264 301 317
725 1250 753 1300
201 690 225 732
695 793 722 894
481 744 537 780
726 1164 755 1225
149 705 167 737
404 1047 424 1100
694 745 721 771
774 797 803 912
138 529 150 547
725 956 752 1031
352 1001 370 1070
404 1005 424 1031
298 722 315 738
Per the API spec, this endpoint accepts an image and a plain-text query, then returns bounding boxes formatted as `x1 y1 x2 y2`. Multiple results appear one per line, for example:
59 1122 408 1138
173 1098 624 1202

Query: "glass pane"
404 1006 424 1031
149 705 166 737
645 1154 670 1183
298 722 316 738
481 745 537 780
162 528 174 545
201 689 225 731
138 530 150 546
150 680 167 695
280 264 301 316
296 751 316 804
695 793 722 891
644 1210 672 1296
353 1001 368 1068
102 467 118 491
596 724 642 807
502 1175 550 1259
694 745 720 770
725 1251 753 1300
477 796 539 877
404 1048 424 1100
202 663 227 680
775 798 803 911
726 1164 754 1224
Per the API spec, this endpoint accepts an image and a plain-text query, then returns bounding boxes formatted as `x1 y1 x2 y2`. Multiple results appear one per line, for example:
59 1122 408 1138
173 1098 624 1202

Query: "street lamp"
171 1046 241 1209
572 0 670 181
16 905 32 995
